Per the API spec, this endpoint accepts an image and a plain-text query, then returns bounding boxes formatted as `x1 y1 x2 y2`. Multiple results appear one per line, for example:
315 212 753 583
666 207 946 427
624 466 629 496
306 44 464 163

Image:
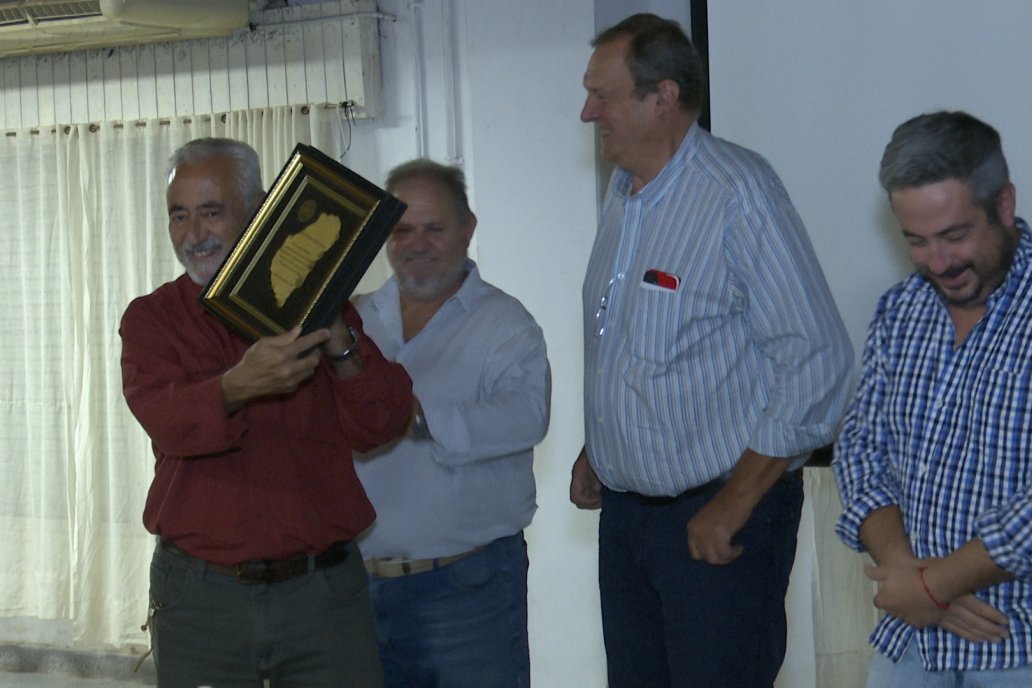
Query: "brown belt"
160 539 350 585
364 546 483 579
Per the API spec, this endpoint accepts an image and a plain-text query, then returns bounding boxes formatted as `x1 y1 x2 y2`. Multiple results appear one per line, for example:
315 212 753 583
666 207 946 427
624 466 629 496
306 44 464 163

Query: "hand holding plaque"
200 144 405 340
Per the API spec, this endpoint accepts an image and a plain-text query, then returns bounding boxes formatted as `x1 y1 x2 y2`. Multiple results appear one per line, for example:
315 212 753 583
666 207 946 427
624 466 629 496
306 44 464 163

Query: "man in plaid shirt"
834 111 1032 686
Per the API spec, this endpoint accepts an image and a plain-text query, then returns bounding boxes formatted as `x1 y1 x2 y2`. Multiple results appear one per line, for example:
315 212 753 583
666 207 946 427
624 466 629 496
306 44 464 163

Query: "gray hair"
879 111 1010 223
167 138 263 210
386 158 473 223
592 13 707 113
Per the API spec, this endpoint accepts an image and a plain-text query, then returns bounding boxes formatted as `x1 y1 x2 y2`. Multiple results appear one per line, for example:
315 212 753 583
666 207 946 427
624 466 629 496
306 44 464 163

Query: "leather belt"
364 546 483 579
628 468 802 506
629 477 724 506
160 539 350 585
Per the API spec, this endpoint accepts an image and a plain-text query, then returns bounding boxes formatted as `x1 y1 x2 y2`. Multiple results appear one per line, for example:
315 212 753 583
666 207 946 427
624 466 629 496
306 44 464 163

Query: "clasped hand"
865 561 1009 643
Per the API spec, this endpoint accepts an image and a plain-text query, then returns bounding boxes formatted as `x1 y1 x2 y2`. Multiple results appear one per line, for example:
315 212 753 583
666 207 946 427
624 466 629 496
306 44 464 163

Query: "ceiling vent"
0 0 251 58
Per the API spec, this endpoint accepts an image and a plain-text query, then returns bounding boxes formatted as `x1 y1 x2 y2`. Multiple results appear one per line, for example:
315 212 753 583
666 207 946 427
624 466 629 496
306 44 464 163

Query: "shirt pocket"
628 282 744 366
972 367 1032 494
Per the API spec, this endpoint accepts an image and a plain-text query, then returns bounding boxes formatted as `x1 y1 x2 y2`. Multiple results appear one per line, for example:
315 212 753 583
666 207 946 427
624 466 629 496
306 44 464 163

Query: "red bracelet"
918 567 951 610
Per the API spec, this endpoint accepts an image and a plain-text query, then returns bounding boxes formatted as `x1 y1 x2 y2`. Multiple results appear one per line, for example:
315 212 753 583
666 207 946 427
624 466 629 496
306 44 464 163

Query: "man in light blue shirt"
355 159 550 688
569 14 852 687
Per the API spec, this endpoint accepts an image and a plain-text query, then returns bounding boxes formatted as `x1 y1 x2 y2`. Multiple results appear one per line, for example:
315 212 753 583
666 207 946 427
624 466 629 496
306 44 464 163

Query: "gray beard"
395 262 468 302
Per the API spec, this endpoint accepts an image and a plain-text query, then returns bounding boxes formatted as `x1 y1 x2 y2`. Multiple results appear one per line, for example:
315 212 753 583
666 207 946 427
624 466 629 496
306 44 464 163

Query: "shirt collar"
611 122 702 204
1009 217 1031 279
450 258 482 310
989 217 1032 309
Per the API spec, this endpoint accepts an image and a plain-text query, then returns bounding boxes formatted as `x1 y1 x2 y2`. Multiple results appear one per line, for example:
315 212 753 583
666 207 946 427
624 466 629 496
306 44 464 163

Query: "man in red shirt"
119 137 413 687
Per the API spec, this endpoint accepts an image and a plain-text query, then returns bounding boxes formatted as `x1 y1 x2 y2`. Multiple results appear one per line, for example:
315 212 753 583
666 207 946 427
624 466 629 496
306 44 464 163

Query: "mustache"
397 250 435 261
183 237 222 256
933 264 972 280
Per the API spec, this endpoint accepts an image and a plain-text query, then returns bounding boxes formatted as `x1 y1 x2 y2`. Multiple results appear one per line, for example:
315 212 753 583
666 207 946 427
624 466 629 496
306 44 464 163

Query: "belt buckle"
236 560 275 585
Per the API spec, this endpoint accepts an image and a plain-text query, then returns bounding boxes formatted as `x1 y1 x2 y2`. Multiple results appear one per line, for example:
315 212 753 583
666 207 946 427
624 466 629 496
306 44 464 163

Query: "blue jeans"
598 473 803 688
867 642 1032 687
149 541 383 688
366 532 530 688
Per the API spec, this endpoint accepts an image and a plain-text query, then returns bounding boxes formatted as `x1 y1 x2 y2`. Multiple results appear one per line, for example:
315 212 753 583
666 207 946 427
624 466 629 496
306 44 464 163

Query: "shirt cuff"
421 403 472 461
749 415 836 460
975 506 1032 580
835 491 898 553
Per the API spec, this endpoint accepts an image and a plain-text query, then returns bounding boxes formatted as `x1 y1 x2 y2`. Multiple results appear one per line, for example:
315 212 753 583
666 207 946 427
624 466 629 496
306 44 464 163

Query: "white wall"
595 0 690 40
707 0 1032 348
448 3 605 685
275 4 607 681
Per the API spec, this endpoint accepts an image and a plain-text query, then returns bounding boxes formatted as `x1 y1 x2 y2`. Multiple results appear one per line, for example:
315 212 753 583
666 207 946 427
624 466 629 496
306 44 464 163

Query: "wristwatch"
412 408 433 441
329 325 360 363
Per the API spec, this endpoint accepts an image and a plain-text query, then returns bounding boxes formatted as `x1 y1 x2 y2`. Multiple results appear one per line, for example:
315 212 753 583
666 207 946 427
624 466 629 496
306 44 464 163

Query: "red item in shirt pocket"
643 268 680 291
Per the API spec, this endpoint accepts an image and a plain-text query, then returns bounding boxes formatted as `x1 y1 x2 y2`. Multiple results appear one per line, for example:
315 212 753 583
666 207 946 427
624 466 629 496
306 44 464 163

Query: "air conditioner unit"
0 0 251 58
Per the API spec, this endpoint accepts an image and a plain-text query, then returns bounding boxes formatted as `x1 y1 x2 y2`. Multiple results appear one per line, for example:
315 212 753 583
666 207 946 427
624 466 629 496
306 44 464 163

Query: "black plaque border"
200 143 405 340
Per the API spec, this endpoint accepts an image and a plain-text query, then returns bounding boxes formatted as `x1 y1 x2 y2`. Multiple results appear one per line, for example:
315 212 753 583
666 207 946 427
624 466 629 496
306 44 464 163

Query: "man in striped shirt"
569 13 852 688
835 111 1032 685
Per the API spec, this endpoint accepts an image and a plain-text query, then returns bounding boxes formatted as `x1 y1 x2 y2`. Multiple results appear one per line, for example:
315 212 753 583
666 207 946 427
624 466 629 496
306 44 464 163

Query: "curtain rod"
249 10 397 32
3 102 352 137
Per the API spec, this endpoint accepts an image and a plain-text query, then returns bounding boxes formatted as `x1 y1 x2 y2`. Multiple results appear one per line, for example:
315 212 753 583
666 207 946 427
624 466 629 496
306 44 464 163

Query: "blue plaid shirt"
835 220 1032 670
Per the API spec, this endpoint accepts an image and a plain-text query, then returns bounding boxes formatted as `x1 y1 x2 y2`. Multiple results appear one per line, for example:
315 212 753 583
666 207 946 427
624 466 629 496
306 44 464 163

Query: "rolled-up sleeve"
731 175 854 459
833 304 901 552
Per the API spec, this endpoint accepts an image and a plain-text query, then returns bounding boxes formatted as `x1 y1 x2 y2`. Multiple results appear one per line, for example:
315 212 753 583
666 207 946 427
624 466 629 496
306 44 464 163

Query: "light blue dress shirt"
355 261 551 559
583 123 852 496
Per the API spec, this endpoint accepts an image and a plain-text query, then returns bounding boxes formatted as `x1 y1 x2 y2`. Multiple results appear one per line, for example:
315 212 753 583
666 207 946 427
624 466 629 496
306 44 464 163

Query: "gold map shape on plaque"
269 210 343 308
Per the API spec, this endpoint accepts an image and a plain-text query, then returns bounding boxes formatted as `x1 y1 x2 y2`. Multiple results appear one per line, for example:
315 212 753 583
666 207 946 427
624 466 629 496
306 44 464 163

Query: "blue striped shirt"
835 221 1032 670
583 124 852 495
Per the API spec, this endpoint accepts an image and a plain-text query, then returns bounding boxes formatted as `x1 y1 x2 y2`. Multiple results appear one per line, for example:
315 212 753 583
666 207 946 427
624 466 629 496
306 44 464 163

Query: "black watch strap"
329 325 360 363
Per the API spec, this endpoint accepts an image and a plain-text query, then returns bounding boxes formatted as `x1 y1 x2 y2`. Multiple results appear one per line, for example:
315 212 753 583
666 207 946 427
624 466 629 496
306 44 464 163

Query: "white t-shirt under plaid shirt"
835 220 1032 671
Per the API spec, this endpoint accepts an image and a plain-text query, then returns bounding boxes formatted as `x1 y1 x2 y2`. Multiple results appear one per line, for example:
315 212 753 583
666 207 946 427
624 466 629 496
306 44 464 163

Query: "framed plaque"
200 143 405 340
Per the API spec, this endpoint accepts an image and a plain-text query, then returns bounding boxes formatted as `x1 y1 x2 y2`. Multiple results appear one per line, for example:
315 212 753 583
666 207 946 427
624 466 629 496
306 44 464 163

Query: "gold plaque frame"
200 143 405 340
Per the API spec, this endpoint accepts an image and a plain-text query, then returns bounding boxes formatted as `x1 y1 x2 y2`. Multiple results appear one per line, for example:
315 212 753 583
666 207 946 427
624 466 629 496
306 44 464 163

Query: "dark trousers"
149 541 383 688
599 473 803 688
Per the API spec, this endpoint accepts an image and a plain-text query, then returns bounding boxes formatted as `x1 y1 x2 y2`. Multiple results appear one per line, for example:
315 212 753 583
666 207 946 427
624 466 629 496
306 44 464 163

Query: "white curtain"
0 104 388 648
802 470 880 687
